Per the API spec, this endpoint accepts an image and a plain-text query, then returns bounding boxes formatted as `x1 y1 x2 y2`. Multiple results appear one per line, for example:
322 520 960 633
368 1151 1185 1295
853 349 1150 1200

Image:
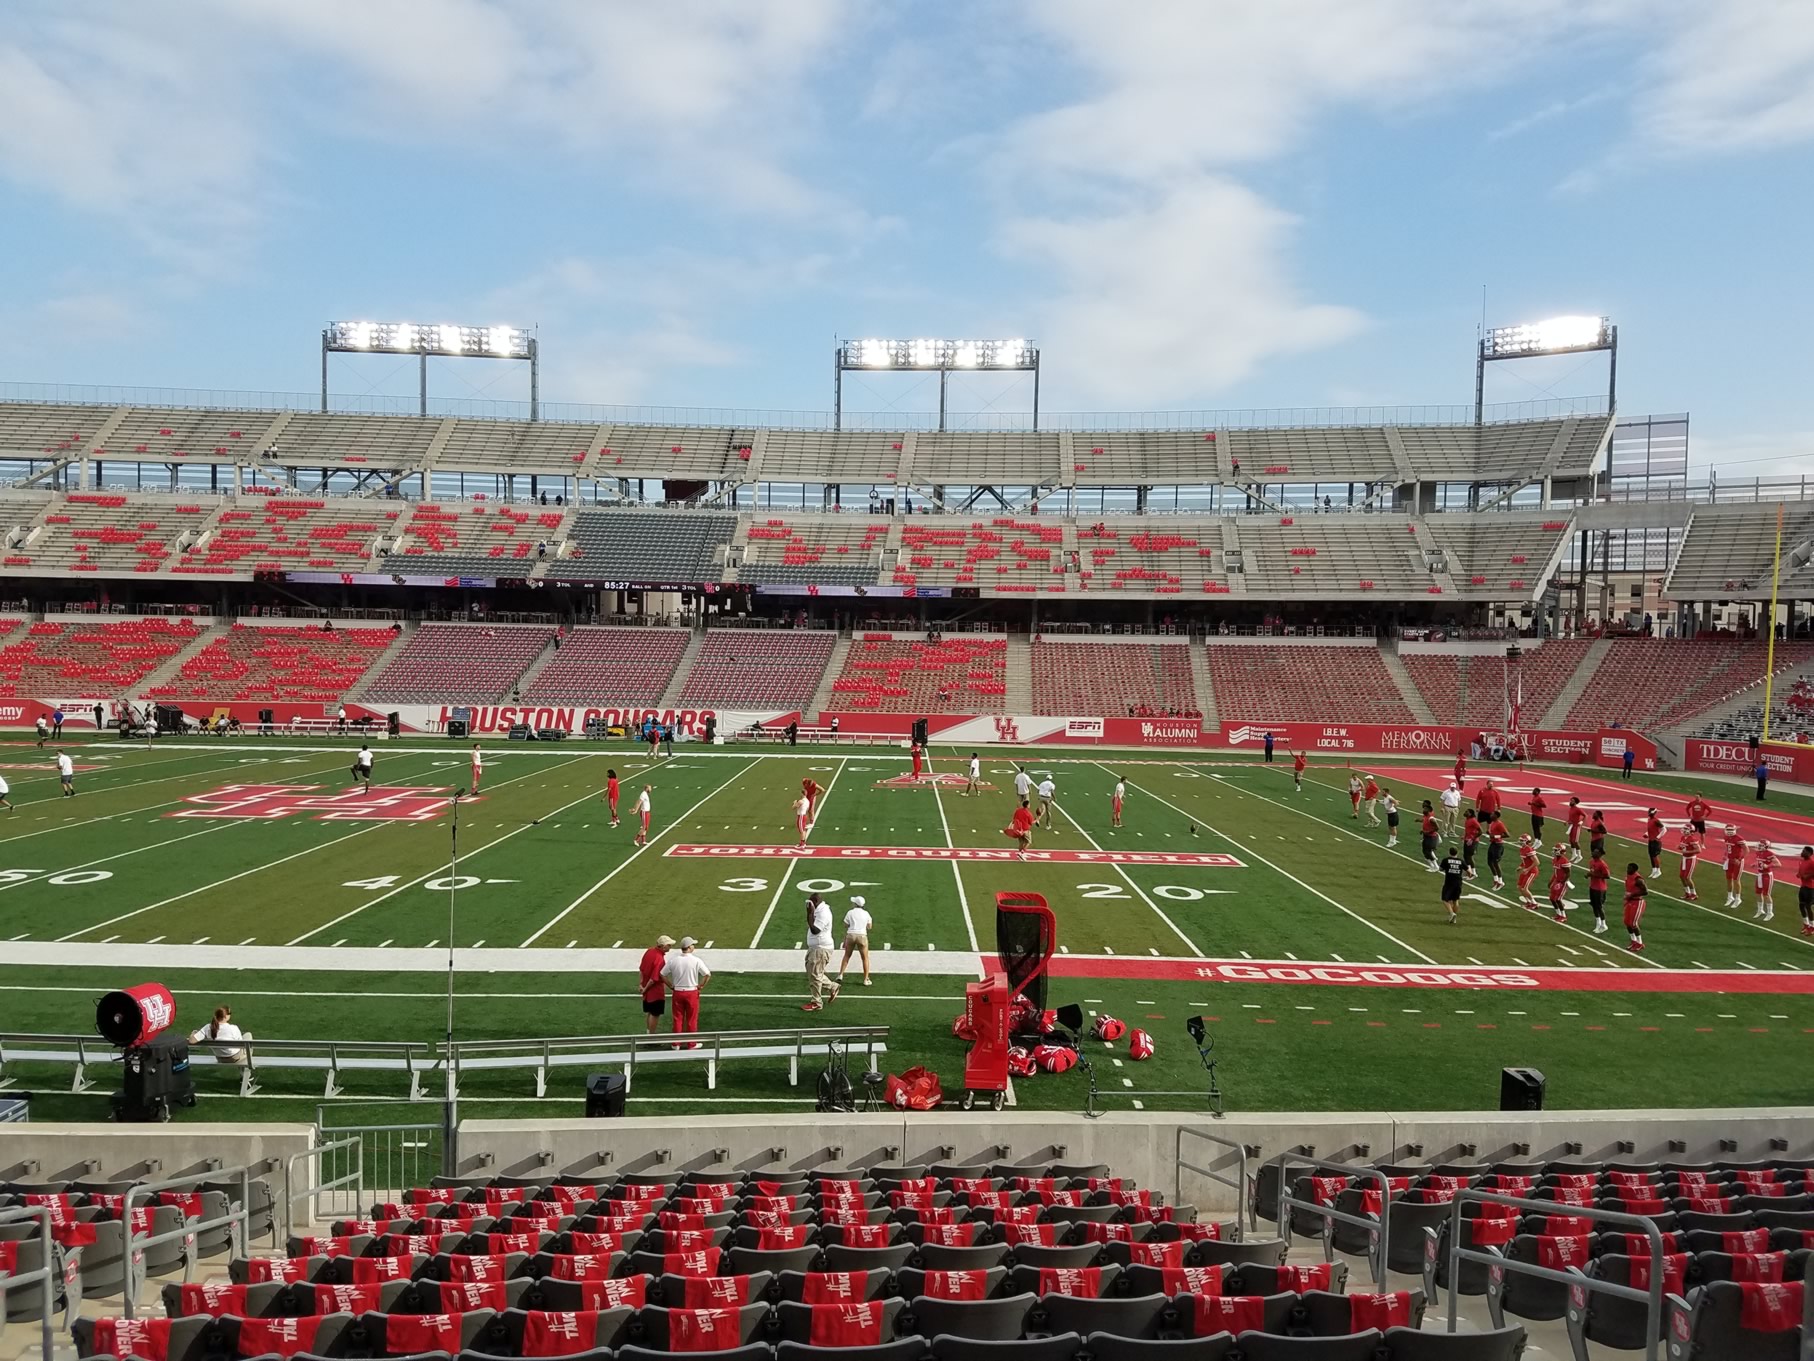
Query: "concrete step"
1540 636 1611 728
1379 644 1436 723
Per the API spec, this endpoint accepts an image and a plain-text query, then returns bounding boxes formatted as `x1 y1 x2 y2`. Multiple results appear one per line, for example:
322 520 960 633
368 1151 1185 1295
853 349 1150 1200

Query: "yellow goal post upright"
1757 500 1812 758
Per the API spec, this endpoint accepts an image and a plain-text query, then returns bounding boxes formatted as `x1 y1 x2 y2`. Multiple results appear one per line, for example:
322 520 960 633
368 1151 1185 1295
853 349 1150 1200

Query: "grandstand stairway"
658 629 708 708
349 623 417 702
1188 639 1220 726
505 633 563 697
1407 519 1458 594
1003 636 1034 712
1379 645 1435 723
135 622 228 695
1541 637 1611 728
1675 651 1814 738
805 632 853 717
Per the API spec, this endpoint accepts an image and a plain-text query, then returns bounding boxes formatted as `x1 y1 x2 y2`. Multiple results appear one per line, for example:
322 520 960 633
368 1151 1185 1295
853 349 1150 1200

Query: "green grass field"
1 733 1811 1122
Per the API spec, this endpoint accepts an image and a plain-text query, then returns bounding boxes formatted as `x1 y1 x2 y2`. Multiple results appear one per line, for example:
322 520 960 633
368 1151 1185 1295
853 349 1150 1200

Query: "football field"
2 734 1813 1119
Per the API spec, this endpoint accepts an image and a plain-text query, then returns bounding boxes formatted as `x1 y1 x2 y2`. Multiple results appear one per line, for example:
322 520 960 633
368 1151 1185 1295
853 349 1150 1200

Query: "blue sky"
1 1 1811 473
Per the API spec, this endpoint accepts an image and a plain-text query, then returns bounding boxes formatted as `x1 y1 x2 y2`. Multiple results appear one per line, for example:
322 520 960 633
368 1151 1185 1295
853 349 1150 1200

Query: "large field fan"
959 892 1058 1111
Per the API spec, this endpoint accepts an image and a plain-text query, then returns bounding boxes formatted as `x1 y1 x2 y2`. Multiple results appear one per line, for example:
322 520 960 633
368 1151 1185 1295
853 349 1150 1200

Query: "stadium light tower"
323 321 539 419
835 337 1040 431
1475 315 1616 425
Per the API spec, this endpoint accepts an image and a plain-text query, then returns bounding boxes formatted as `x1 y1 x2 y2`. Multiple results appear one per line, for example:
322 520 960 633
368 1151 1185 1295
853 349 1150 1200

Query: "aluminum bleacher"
12 494 202 576
1424 513 1571 600
1205 642 1415 724
758 431 902 484
1665 503 1814 599
147 624 394 704
676 631 837 712
360 624 554 704
0 617 204 698
1032 640 1201 715
1076 431 1224 484
828 635 1008 712
394 503 568 577
521 627 692 705
1079 519 1225 595
99 408 268 465
895 518 1066 593
546 511 735 584
174 498 401 576
915 433 1063 488
0 403 109 462
738 517 887 588
1564 639 1814 732
1399 639 1591 729
265 414 439 469
1225 427 1397 482
432 420 600 476
594 427 753 482
1237 518 1430 598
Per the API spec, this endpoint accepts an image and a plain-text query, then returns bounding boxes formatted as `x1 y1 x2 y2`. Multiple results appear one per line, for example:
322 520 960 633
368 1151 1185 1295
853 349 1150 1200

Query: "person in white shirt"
792 793 811 849
189 1006 252 1065
56 751 75 797
802 893 839 1011
634 785 652 846
0 772 12 812
351 744 373 792
1440 781 1463 836
469 743 484 794
336 703 348 734
1035 776 1056 829
35 716 49 747
1013 765 1032 803
1110 778 1126 828
661 937 710 1041
1383 791 1400 848
963 753 981 797
838 895 874 987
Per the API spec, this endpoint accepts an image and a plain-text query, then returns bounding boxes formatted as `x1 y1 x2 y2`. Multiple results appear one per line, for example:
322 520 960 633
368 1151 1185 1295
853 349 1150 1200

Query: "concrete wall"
0 1123 315 1186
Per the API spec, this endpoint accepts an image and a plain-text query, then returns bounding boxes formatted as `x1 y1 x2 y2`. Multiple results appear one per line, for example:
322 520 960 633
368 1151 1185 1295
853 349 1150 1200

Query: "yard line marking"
288 755 597 947
1468 957 1485 966
238 937 255 945
99 935 117 944
930 776 982 957
331 939 346 947
524 758 762 948
1738 961 1758 970
378 939 392 948
1123 764 1434 964
1054 787 1204 958
1512 958 1531 966
146 935 164 944
192 936 209 944
60 822 389 941
749 757 847 948
1330 953 1344 962
0 819 242 893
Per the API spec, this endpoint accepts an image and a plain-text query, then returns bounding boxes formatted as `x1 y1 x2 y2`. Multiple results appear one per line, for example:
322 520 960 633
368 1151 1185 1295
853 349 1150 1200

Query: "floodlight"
437 324 462 354
1481 315 1613 360
323 318 538 416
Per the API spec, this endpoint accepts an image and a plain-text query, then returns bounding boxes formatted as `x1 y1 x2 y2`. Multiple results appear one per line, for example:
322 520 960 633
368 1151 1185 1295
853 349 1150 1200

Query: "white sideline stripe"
1051 795 1205 958
930 780 982 956
57 824 389 942
0 819 241 892
288 754 597 946
522 758 762 947
749 757 847 948
1123 763 1438 965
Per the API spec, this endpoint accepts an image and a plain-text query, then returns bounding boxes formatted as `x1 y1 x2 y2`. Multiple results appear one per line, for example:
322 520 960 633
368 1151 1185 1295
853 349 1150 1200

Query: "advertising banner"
1685 737 1813 782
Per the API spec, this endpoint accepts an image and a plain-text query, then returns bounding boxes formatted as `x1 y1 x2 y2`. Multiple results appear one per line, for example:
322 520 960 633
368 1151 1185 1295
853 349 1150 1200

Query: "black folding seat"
1084 1335 1234 1361
1485 1237 1581 1326
1224 1263 1347 1297
630 1301 774 1350
906 1292 1037 1341
1696 1247 1812 1285
826 1224 902 1246
75 1315 226 1361
826 1244 918 1274
1674 1211 1753 1234
1036 1293 1170 1340
929 1334 1086 1361
929 1165 994 1182
1425 1218 1509 1299
1184 1239 1286 1269
427 1251 531 1283
776 1268 898 1302
1664 1280 1804 1361
618 1346 772 1361
389 1278 531 1313
640 1229 731 1255
1682 1227 1770 1255
1036 1206 1116 1227
463 1305 631 1360
1321 1188 1379 1258
1297 1289 1425 1335
774 1297 908 1347
627 1247 728 1278
0 1229 76 1322
1171 1292 1294 1337
1004 1265 1121 1298
872 1166 932 1183
896 1267 1008 1301
654 1272 771 1309
1738 1193 1814 1214
777 1340 930 1361
533 1276 655 1312
740 1207 818 1228
1564 1253 1688 1355
362 1308 498 1356
727 1244 825 1276
1229 1331 1383 1361
1382 1199 1451 1276
161 1279 314 1318
1380 1325 1526 1361
1099 1241 1179 1272
734 1226 822 1250
1009 1246 1100 1271
918 1244 1009 1273
228 1254 333 1286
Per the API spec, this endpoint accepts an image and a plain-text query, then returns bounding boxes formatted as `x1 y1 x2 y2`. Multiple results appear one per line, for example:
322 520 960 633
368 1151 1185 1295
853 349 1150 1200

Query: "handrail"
0 1203 59 1361
1174 1128 1247 1242
1273 1153 1393 1288
1446 1188 1668 1361
121 1164 259 1317
283 1136 364 1246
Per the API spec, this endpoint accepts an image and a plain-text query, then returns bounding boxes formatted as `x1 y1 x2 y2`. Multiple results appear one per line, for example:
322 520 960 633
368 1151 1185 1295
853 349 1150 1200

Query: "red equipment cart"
961 891 1058 1111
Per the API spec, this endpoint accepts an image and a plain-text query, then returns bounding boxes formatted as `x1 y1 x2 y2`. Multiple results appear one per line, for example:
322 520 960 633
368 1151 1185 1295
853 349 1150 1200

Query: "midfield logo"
167 784 468 822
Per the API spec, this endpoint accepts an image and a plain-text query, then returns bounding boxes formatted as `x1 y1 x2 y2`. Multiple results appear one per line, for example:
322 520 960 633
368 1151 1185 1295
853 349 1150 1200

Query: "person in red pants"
661 938 710 1047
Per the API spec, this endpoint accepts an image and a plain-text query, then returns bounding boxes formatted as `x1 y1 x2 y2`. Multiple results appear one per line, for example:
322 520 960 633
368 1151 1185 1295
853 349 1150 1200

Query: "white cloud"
1001 180 1365 405
1634 0 1814 153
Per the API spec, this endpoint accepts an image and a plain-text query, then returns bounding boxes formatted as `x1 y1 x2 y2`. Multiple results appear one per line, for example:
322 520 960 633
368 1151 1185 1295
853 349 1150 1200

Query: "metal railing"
1174 1128 1248 1240
0 1033 434 1100
312 1112 442 1209
0 1203 59 1361
283 1136 365 1245
120 1165 260 1318
1444 1189 1671 1361
1273 1154 1394 1288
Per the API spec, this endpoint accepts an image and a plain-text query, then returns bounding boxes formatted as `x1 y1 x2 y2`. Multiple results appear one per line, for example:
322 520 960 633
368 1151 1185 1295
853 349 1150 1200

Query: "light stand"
1186 1016 1224 1118
442 788 464 1174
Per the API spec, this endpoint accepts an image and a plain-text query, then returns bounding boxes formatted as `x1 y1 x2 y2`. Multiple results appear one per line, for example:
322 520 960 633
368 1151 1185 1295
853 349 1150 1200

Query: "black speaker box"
585 1072 627 1117
1499 1066 1546 1111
